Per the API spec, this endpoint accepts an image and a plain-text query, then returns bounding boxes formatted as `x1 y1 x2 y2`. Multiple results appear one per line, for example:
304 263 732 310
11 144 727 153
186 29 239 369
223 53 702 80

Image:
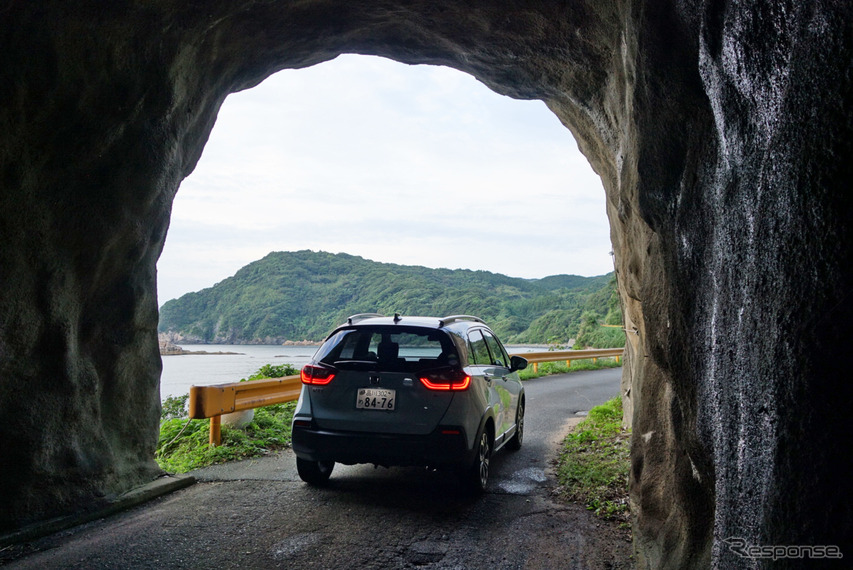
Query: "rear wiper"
332 360 378 370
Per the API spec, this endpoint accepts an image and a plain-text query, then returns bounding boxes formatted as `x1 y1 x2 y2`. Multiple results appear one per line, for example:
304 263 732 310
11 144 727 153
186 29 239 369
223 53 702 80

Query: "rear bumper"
292 423 473 468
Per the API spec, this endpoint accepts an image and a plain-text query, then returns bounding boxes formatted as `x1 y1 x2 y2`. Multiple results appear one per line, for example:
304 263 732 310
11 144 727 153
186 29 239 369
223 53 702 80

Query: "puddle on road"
496 467 547 495
272 532 323 560
407 540 449 565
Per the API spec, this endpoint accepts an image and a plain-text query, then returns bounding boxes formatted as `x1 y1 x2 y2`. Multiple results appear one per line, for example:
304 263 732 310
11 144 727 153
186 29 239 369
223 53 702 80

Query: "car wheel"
506 398 524 451
296 457 335 486
461 429 491 494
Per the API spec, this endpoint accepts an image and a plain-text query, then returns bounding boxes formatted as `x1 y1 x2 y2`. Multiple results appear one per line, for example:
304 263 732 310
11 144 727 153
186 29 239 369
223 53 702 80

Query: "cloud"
157 55 612 304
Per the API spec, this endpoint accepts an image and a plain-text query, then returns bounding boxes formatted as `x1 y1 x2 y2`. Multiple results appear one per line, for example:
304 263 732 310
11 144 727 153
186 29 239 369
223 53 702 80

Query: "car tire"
460 429 491 494
296 457 335 486
506 398 524 451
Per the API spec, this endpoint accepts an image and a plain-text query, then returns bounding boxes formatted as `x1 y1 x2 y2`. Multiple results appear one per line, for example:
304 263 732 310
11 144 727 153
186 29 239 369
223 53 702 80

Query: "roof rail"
438 315 485 327
346 313 385 325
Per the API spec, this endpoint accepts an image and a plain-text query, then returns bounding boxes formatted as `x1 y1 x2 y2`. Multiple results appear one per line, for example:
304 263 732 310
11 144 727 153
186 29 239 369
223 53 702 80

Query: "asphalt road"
3 368 630 569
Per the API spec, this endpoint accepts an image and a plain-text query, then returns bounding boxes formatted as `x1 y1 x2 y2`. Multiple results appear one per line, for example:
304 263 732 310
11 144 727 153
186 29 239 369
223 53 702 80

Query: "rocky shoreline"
158 340 242 356
158 332 320 348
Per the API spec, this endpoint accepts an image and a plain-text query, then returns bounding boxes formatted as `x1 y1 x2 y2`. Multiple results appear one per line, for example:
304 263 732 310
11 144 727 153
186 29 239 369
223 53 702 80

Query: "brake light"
301 364 336 385
419 372 471 391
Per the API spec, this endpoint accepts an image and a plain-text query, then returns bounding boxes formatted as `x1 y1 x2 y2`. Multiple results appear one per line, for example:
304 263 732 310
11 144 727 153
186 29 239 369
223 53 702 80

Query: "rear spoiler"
438 315 485 327
346 313 385 325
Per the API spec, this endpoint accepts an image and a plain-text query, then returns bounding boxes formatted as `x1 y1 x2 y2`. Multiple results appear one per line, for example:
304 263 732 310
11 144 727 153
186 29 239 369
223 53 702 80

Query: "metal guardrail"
187 348 624 445
518 348 623 372
189 376 301 446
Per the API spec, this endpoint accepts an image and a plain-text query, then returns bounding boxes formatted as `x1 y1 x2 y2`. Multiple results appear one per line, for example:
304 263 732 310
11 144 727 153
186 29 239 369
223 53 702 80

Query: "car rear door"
481 330 521 440
307 327 458 436
467 329 505 431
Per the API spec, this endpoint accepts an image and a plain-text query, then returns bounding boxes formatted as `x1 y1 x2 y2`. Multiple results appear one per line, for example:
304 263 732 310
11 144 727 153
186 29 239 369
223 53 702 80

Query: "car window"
446 329 471 365
468 329 492 365
368 331 444 361
482 330 509 367
336 330 364 360
319 326 456 371
314 329 356 362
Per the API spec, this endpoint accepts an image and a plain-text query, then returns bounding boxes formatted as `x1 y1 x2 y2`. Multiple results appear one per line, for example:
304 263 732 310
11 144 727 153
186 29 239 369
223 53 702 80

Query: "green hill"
158 250 622 345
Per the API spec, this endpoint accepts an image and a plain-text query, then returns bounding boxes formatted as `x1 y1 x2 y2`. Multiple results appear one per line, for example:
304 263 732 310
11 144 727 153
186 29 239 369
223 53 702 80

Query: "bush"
161 394 189 421
242 363 299 381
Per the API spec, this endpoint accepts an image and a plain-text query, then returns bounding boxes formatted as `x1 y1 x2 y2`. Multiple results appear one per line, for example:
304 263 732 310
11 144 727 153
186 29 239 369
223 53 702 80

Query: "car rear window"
316 326 459 372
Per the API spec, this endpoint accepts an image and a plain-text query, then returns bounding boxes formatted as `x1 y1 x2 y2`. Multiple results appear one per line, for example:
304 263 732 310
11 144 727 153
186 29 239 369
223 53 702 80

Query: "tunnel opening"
158 54 612 305
157 54 616 399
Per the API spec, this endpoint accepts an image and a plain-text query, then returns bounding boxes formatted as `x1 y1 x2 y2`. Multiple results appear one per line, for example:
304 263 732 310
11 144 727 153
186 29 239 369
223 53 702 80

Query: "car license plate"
356 388 396 410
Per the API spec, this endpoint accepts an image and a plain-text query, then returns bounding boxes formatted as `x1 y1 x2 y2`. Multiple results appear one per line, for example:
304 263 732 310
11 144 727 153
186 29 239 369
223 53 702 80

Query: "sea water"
159 344 320 400
159 344 544 401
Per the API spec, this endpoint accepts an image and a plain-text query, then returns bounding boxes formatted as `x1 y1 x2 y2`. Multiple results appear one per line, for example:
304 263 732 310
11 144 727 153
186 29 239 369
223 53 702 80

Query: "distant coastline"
158 331 321 349
158 340 242 356
281 339 322 347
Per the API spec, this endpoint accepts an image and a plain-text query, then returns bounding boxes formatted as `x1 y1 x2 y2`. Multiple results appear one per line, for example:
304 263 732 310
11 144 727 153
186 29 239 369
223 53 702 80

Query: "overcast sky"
156 55 613 305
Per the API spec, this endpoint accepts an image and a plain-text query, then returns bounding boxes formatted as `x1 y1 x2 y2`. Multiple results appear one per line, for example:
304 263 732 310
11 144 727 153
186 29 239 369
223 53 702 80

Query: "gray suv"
291 314 527 493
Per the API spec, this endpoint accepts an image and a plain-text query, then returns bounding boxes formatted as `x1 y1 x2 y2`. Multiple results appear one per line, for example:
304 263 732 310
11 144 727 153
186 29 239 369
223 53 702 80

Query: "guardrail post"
565 359 572 368
532 362 539 373
190 375 303 447
209 416 221 447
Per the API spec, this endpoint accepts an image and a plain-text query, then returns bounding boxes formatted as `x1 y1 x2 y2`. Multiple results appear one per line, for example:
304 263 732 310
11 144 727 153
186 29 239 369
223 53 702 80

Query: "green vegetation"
555 396 631 523
570 275 626 349
156 364 299 473
573 311 626 349
517 357 622 380
161 394 189 421
158 250 623 345
242 363 299 381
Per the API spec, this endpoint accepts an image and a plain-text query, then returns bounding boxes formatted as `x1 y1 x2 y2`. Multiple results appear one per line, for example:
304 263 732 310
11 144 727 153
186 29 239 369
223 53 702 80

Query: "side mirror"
509 355 528 372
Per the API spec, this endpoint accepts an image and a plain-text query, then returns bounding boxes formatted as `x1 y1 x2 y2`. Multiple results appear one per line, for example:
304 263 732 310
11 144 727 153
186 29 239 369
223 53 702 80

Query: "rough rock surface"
1 1 850 567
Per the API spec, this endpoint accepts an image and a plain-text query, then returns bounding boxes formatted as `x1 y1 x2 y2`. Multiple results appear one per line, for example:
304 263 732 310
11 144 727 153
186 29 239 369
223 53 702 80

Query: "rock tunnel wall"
1 1 851 566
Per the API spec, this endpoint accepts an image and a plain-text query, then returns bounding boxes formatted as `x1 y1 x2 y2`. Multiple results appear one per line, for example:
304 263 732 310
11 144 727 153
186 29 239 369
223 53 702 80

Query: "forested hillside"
158 250 623 345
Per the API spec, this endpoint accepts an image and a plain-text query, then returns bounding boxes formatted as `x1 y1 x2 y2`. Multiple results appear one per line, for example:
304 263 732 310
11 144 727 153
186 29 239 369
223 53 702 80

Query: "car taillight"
301 364 336 385
419 370 471 391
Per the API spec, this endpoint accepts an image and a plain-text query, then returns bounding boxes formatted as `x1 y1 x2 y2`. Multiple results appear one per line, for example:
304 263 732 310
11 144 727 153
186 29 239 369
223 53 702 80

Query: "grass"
555 396 631 524
156 402 297 473
517 357 621 380
156 363 299 474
